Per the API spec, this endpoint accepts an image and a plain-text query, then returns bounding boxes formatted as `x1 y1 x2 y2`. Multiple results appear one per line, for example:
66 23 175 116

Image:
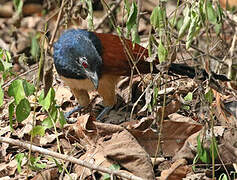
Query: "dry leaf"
160 159 190 180
127 119 202 157
73 115 155 179
32 168 58 180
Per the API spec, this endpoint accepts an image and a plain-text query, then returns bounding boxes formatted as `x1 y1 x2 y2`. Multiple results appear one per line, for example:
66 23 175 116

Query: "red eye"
82 62 88 68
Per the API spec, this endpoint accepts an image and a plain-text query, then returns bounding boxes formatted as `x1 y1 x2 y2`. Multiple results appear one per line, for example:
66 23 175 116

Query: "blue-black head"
53 29 103 89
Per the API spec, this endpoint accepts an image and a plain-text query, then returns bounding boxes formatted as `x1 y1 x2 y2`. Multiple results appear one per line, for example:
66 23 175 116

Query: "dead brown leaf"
160 159 190 180
32 168 58 180
126 117 202 157
0 159 18 177
157 100 182 119
73 115 155 179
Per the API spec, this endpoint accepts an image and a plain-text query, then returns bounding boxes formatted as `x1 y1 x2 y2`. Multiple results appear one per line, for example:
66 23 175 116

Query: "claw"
64 105 83 119
96 106 112 121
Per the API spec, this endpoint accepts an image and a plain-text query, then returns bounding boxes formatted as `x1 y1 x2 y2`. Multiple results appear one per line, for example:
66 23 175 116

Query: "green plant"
196 134 218 164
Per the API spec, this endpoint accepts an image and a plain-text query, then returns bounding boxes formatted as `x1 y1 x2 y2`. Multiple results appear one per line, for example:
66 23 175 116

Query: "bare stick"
49 0 65 48
0 137 143 180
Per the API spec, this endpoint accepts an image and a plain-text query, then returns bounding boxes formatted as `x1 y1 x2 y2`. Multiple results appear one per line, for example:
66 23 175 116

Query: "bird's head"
53 29 102 90
75 56 99 89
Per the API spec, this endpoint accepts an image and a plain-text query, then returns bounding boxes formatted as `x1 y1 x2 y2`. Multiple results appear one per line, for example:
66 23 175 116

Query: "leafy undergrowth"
0 0 237 180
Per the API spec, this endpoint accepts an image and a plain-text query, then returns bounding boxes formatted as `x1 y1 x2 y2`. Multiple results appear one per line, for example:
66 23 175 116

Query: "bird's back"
94 32 152 76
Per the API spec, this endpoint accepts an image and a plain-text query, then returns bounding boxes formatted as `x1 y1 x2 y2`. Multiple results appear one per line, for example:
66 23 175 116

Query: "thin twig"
2 64 38 89
0 137 143 180
136 0 142 29
49 0 66 48
94 0 122 30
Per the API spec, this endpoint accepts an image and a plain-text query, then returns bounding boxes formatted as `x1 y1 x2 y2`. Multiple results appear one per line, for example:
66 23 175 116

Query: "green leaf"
0 85 3 107
13 0 23 14
126 1 138 32
214 23 222 34
150 6 165 34
206 0 217 24
0 49 12 72
183 105 190 110
23 80 35 97
49 105 58 122
192 154 199 172
103 164 120 180
124 0 130 13
186 13 199 49
0 61 4 71
30 156 46 170
42 116 53 129
131 25 140 45
210 137 218 160
178 15 191 38
2 60 12 72
157 41 168 62
0 48 3 59
39 88 55 111
197 134 203 155
184 92 193 101
53 159 63 172
150 6 159 29
116 27 122 36
8 79 25 104
15 153 25 173
110 164 120 170
197 134 211 163
152 87 159 106
59 111 67 128
216 3 224 23
30 125 46 137
4 50 11 62
30 34 40 60
198 0 205 24
16 98 31 122
86 0 94 30
9 102 15 129
42 106 57 129
219 173 228 180
204 89 213 103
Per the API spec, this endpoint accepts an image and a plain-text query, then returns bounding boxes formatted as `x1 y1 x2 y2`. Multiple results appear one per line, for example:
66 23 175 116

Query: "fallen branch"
0 137 143 180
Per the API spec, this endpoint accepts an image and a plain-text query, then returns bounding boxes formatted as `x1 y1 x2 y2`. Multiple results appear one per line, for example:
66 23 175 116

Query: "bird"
53 29 229 121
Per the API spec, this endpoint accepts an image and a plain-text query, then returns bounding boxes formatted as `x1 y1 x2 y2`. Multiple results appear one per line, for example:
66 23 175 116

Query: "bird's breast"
61 76 96 91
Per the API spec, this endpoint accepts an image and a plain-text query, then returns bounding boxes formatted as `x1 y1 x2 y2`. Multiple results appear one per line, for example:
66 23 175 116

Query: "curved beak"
87 71 99 90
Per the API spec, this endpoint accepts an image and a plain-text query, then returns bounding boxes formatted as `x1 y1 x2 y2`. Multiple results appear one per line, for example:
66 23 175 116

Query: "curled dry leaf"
160 159 190 180
73 115 155 179
220 128 237 163
125 116 202 157
157 100 182 119
100 124 155 180
31 168 58 180
213 91 237 126
173 131 200 161
0 160 18 177
174 126 237 165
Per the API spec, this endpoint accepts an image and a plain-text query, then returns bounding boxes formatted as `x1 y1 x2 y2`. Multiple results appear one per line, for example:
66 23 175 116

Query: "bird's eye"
82 61 88 68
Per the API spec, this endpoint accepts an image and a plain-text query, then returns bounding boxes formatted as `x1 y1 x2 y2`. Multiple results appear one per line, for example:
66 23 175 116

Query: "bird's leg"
96 106 113 121
64 105 83 119
64 88 90 122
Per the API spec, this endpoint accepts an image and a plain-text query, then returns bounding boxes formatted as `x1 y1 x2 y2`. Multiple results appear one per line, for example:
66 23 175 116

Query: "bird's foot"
64 105 83 120
96 106 112 121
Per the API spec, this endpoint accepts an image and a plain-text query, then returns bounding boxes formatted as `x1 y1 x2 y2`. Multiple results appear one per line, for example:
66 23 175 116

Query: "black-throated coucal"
53 29 229 120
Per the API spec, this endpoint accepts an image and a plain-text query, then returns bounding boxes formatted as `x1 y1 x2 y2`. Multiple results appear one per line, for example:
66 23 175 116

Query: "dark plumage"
54 29 102 85
53 29 230 120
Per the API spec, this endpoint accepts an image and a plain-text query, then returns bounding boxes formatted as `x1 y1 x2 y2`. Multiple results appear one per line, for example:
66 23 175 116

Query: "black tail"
168 63 230 81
